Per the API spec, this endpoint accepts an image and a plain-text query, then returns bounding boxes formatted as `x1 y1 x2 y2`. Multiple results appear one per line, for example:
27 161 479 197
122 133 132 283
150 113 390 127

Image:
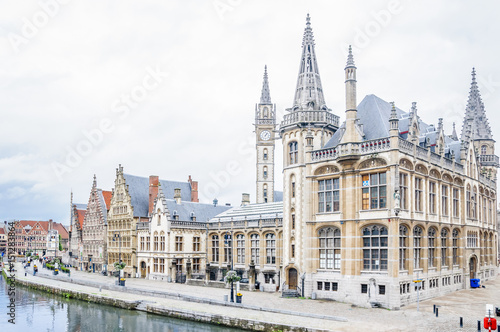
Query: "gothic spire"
292 14 326 111
460 68 493 143
346 45 355 68
451 122 458 141
260 65 272 104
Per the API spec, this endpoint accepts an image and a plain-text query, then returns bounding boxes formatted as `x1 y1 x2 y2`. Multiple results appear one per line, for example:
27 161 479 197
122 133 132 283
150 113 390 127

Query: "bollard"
460 317 463 328
435 307 438 317
433 304 436 313
477 320 481 331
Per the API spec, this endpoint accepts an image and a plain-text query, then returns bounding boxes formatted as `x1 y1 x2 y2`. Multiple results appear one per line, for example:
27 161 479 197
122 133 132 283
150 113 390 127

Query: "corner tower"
255 65 276 203
279 14 339 291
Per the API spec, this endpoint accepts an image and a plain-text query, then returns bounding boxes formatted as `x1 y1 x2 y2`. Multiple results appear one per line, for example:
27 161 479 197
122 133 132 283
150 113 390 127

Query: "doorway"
288 268 297 290
469 256 477 279
140 261 146 278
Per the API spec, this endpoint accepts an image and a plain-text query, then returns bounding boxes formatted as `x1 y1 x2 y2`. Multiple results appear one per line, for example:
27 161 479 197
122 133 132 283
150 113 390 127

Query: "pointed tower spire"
292 14 326 111
260 65 272 104
92 174 97 188
451 122 458 140
346 45 355 67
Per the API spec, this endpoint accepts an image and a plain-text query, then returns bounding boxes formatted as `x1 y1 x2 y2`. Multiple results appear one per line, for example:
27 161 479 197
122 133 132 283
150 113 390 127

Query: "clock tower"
255 65 276 203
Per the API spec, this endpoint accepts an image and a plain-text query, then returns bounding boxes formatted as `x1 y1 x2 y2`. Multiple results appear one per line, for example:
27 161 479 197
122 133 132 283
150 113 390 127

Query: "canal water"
0 274 242 332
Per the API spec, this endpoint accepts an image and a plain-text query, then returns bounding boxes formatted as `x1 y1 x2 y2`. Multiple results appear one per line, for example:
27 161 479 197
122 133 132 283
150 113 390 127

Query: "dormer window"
173 211 179 221
190 212 196 221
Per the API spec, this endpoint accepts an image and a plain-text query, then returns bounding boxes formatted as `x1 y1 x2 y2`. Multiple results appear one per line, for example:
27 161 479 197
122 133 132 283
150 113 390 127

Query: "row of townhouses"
67 15 498 309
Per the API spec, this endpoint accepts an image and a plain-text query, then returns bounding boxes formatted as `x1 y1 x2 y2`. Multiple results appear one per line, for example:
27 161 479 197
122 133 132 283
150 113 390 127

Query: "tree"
58 234 63 251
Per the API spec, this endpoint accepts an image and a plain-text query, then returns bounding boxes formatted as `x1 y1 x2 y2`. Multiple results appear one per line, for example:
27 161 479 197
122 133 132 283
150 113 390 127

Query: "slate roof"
74 203 87 210
273 191 283 202
210 201 283 222
324 94 461 161
164 199 231 222
123 173 192 218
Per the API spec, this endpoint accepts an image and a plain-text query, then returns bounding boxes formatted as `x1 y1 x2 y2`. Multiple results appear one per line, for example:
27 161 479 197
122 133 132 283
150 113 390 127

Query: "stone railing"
480 154 499 167
479 174 496 188
311 137 391 162
170 221 207 229
136 222 150 230
398 138 414 154
206 219 283 231
281 110 339 128
255 118 275 125
416 145 428 159
430 152 441 165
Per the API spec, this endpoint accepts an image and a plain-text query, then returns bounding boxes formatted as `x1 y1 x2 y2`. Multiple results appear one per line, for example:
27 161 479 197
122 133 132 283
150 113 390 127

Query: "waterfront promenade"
9 264 500 331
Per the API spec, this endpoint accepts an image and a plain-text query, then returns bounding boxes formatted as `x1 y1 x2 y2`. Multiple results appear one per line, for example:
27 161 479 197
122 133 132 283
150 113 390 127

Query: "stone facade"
81 175 111 272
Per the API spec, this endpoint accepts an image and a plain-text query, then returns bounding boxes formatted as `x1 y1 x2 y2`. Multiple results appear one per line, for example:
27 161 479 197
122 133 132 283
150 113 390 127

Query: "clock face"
260 130 271 141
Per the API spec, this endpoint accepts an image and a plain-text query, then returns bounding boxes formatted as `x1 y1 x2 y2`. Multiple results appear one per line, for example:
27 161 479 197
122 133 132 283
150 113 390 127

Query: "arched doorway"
469 256 477 279
288 268 297 290
140 261 147 278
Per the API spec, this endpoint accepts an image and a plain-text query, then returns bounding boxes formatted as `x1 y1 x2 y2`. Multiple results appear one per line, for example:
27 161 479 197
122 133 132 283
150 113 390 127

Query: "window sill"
316 211 341 216
360 270 388 275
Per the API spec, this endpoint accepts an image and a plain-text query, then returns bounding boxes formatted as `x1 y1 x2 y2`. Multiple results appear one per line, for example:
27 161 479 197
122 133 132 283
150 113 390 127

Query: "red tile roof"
102 190 113 210
0 228 5 235
76 210 86 229
53 222 69 239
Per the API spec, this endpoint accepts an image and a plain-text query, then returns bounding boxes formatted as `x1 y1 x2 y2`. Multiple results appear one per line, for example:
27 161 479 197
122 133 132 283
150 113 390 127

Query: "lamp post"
225 231 234 302
113 232 121 284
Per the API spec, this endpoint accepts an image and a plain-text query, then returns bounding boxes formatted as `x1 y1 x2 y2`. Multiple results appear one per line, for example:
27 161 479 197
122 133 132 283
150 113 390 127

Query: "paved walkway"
12 264 500 331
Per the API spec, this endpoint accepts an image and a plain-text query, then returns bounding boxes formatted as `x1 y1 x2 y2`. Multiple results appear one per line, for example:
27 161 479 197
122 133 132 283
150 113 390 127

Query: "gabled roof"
76 209 86 229
0 228 5 235
164 199 231 223
53 223 69 239
210 201 283 222
123 173 192 217
96 189 108 224
101 191 112 210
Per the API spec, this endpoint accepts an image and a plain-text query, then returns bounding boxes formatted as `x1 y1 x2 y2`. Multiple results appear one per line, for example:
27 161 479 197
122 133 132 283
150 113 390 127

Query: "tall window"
263 166 268 179
175 236 183 252
482 197 487 223
466 188 471 218
211 235 219 262
153 258 158 272
318 179 340 212
193 236 200 252
472 188 477 219
362 173 387 210
159 258 165 273
158 232 164 251
292 182 295 198
140 236 145 251
291 213 295 230
319 227 341 269
452 229 459 265
236 234 245 264
289 142 298 164
453 188 459 217
399 173 408 210
428 228 436 268
362 225 388 271
224 233 232 263
441 185 449 216
413 226 422 269
429 181 436 214
441 229 448 267
263 148 268 160
399 226 408 271
415 178 423 212
146 236 150 251
251 234 260 264
193 258 200 273
481 145 487 155
154 232 159 251
265 233 276 264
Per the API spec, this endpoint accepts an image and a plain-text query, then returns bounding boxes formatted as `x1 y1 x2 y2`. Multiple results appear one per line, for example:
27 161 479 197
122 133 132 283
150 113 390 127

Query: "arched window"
250 234 260 264
153 231 159 251
399 225 408 270
466 186 471 218
472 187 477 219
319 227 341 269
211 235 219 262
452 229 459 265
263 166 268 179
413 226 423 269
362 225 388 271
263 107 269 118
265 233 276 264
160 231 165 251
236 234 245 264
481 145 487 155
441 229 448 267
428 228 436 268
263 148 268 161
289 142 298 164
263 184 268 203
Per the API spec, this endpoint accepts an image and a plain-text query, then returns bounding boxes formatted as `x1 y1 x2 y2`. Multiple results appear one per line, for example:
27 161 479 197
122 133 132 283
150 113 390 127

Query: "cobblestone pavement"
14 264 500 332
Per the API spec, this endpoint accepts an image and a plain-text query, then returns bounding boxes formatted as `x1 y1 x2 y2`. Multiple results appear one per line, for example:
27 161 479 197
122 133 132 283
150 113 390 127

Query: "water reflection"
0 275 241 332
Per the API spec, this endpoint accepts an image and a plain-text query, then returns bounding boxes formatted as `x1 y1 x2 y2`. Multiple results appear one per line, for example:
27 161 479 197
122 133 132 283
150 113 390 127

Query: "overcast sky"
1 1 499 225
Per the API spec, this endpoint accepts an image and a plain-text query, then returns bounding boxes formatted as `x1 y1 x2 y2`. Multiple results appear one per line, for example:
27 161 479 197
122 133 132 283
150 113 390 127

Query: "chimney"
188 175 199 202
241 193 250 206
149 175 159 215
48 219 53 231
174 188 181 204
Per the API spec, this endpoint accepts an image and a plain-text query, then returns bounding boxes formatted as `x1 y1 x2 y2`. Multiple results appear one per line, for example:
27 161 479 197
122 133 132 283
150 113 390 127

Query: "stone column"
186 258 192 280
205 263 210 283
249 260 256 291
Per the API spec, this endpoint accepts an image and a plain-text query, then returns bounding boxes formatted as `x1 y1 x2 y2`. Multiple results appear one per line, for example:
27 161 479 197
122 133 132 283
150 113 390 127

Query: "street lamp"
113 232 121 284
225 231 234 302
